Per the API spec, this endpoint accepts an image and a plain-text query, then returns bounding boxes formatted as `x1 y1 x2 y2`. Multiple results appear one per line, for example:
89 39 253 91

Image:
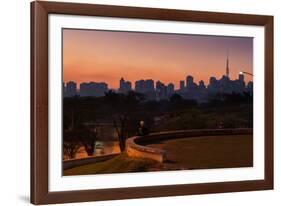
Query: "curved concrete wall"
126 137 167 162
126 128 252 163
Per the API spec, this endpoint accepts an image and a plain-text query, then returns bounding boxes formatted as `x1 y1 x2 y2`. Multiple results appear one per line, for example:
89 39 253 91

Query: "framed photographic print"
31 1 274 204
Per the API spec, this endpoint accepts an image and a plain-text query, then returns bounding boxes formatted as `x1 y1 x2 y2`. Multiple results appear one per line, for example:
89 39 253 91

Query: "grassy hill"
64 153 160 176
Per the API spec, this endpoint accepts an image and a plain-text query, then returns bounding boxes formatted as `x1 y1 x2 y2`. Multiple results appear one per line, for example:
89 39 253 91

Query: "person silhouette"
137 121 149 136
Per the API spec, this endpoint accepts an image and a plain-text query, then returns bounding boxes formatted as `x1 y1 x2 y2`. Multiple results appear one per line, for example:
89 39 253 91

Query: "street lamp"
240 71 253 76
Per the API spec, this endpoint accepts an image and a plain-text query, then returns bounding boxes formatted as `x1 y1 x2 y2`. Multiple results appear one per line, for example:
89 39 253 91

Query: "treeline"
63 91 253 159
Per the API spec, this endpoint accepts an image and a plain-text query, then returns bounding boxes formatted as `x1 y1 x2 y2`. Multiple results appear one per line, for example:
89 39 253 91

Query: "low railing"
126 128 253 163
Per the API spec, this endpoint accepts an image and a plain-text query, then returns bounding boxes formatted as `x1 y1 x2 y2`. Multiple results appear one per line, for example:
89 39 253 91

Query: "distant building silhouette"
167 83 175 97
186 75 194 90
198 80 206 89
135 79 156 99
65 81 77 97
156 81 167 100
80 82 108 97
239 73 244 82
119 78 132 94
208 77 219 93
180 80 185 91
135 79 145 93
144 79 154 93
247 81 253 95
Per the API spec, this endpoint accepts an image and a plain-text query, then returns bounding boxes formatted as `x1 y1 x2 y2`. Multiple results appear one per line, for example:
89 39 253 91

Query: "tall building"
238 73 245 91
239 73 244 82
180 80 185 91
209 77 217 85
135 79 145 93
135 79 155 99
208 77 219 94
65 81 77 97
119 78 125 90
126 81 132 91
167 83 175 97
186 75 194 90
156 81 167 100
144 79 154 93
119 77 132 93
198 80 206 89
247 81 253 95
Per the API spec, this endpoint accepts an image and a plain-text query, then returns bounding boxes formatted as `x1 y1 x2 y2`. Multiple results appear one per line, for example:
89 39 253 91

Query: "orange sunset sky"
63 29 253 89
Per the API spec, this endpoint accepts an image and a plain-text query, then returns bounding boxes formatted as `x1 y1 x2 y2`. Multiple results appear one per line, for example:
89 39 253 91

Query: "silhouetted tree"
80 127 98 156
63 104 98 158
64 124 98 158
104 91 143 151
113 113 129 152
63 143 80 159
63 130 81 159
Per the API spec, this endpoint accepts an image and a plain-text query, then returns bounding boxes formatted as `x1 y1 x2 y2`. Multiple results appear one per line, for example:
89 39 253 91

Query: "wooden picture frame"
31 0 274 204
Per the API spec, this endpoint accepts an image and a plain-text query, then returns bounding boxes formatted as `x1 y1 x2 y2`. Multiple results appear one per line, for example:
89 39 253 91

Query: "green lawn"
64 153 159 176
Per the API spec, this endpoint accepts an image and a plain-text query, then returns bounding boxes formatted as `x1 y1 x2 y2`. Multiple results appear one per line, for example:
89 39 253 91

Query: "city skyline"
64 73 252 92
63 29 253 90
64 71 253 103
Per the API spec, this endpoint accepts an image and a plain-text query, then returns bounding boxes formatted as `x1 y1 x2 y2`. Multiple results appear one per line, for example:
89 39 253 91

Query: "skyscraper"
144 79 154 93
238 73 245 91
186 75 194 90
198 80 206 89
119 78 132 93
208 77 218 94
167 83 175 97
135 79 145 93
119 77 125 90
156 81 167 100
65 81 77 97
180 80 185 91
247 81 253 95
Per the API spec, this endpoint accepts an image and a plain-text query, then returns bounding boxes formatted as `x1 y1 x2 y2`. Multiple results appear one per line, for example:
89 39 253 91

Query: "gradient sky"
63 29 253 89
